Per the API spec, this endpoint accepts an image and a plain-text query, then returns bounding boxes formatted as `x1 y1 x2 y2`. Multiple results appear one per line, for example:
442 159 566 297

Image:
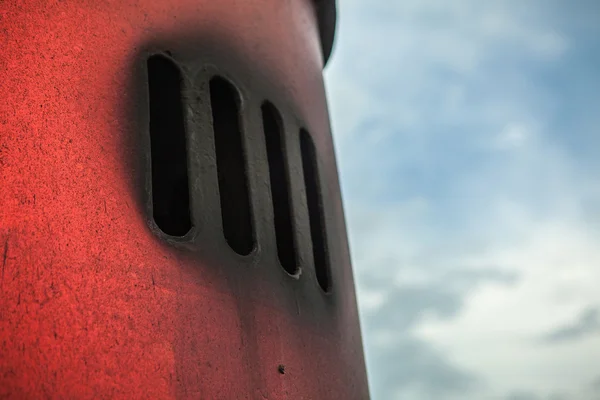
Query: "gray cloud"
591 376 600 392
541 307 600 343
368 336 477 399
359 266 516 328
506 390 568 400
506 392 541 400
359 265 515 398
506 391 570 400
325 0 600 398
548 395 569 400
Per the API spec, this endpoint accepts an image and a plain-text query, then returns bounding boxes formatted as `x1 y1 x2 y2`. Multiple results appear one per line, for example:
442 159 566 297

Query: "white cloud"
494 123 535 149
415 218 600 398
324 0 600 399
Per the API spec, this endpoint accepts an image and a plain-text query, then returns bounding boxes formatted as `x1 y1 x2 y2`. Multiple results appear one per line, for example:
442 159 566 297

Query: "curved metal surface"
0 0 366 399
315 0 338 65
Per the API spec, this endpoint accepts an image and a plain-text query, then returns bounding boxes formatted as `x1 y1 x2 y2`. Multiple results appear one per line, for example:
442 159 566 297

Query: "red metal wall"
0 1 369 398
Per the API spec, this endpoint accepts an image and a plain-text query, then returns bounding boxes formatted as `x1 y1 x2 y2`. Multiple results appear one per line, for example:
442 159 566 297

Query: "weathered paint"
0 1 369 398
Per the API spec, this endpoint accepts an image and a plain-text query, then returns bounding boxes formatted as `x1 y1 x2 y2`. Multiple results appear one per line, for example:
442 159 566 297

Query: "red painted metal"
0 0 369 398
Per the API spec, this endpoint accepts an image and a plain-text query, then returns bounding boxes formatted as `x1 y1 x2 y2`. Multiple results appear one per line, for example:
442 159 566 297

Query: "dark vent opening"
300 129 331 292
210 76 255 255
262 102 298 275
147 54 192 237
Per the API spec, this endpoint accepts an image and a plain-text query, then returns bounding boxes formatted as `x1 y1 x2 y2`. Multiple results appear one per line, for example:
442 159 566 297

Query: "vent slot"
300 129 331 292
210 77 255 255
262 102 298 274
147 54 192 237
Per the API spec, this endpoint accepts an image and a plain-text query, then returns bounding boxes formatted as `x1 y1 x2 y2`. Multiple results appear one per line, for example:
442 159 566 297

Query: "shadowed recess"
300 129 331 291
262 101 298 274
210 76 255 255
147 54 192 237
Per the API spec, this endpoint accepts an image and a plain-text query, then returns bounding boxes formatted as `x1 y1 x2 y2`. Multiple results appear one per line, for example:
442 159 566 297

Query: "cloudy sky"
324 1 600 399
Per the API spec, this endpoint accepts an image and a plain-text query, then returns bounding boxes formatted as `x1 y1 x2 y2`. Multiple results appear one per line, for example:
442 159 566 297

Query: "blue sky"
324 1 600 399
